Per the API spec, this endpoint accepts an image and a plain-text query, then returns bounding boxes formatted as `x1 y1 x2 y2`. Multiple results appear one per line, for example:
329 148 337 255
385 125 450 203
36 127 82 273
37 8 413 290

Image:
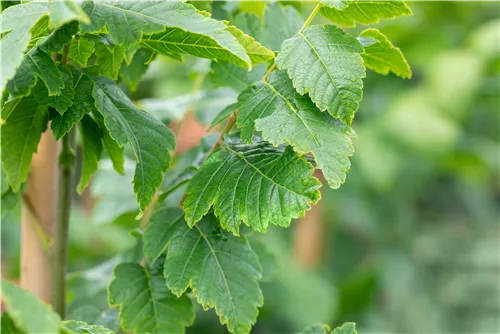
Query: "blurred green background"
2 1 499 333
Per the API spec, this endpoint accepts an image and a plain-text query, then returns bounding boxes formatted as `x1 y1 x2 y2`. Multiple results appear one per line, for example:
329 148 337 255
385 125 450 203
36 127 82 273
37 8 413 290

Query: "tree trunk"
20 130 60 304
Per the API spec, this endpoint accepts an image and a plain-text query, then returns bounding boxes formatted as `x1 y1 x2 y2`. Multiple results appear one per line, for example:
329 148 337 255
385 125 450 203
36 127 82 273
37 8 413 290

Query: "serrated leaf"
0 2 49 92
92 43 126 80
68 38 95 66
1 97 48 191
333 323 357 334
61 320 113 334
49 1 89 30
261 2 303 51
299 323 332 334
80 1 250 66
320 0 412 28
93 111 125 176
51 71 93 140
224 25 274 65
140 26 252 68
77 115 102 194
210 62 265 92
91 76 175 212
1 280 61 334
38 21 79 54
276 25 365 125
119 48 153 92
358 28 411 79
163 211 263 334
33 66 75 115
6 46 64 98
108 261 194 334
184 137 321 234
143 207 184 265
237 71 355 189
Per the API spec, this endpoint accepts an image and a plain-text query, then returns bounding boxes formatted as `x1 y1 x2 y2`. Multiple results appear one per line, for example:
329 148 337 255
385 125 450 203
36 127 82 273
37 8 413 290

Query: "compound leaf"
0 2 49 91
80 1 250 67
320 0 412 28
91 76 175 212
77 115 102 194
358 28 411 79
238 71 355 189
163 211 263 334
1 280 61 334
1 97 48 191
183 137 321 234
108 262 194 334
276 25 365 125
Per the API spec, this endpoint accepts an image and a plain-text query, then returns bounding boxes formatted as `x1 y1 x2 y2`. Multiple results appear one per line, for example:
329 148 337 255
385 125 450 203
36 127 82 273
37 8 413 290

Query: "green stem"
299 4 321 32
51 129 75 317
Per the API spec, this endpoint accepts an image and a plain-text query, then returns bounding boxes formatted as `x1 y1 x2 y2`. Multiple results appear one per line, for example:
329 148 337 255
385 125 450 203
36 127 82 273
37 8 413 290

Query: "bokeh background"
2 1 499 333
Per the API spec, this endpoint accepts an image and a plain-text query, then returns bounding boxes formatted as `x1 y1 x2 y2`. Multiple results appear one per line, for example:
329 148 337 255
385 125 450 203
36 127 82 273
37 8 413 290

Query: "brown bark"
20 130 60 304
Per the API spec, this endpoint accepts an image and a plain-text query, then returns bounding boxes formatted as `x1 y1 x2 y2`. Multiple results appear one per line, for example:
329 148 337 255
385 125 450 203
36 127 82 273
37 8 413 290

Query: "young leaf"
77 115 102 194
49 1 90 30
80 1 250 67
358 28 412 79
224 25 274 65
333 323 357 334
300 323 332 334
68 39 96 66
91 76 175 212
108 262 194 334
38 20 79 54
1 280 61 334
238 71 355 189
320 0 412 27
93 43 126 81
61 320 113 334
6 47 63 98
1 97 48 191
163 212 263 334
51 71 94 140
119 48 154 92
276 25 365 125
183 137 321 234
0 1 49 91
143 207 184 265
33 66 75 115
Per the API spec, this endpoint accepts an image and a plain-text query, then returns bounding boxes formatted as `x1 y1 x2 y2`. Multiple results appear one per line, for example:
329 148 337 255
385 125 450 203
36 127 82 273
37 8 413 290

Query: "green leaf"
1 280 61 334
91 76 175 212
140 26 254 68
333 323 357 334
208 102 239 129
239 71 355 189
299 323 331 334
93 43 126 80
68 38 95 66
1 97 48 191
119 48 154 92
358 28 411 79
261 2 303 51
108 261 194 334
210 62 265 92
1 313 23 334
33 66 75 115
224 25 274 65
239 1 266 18
80 1 250 66
320 0 412 28
51 71 93 140
0 2 49 91
49 1 90 30
6 46 64 98
38 21 79 54
183 137 321 234
163 212 263 334
143 207 184 265
77 115 102 194
61 320 113 334
276 25 365 125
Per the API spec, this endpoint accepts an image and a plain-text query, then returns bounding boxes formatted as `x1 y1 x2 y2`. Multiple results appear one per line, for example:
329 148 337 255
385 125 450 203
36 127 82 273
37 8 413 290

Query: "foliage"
0 1 415 333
